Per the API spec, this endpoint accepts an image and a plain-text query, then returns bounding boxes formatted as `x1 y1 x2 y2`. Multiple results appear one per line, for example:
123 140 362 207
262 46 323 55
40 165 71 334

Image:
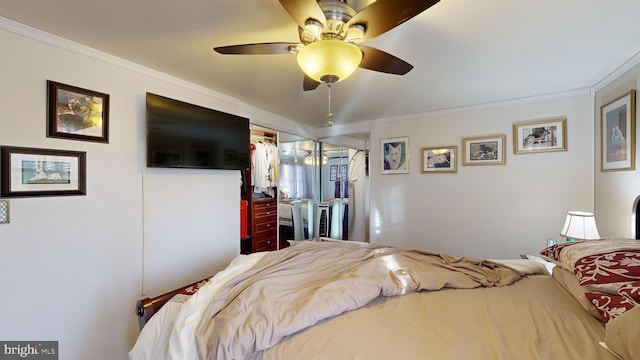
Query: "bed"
129 237 640 360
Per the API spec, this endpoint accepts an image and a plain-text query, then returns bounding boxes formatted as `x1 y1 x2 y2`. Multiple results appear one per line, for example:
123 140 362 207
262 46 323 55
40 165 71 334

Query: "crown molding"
0 16 238 103
592 50 640 92
371 87 592 125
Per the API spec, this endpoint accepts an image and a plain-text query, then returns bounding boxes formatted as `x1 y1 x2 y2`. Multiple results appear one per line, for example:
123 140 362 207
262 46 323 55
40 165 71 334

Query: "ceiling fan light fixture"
296 39 363 83
346 24 366 41
302 19 324 43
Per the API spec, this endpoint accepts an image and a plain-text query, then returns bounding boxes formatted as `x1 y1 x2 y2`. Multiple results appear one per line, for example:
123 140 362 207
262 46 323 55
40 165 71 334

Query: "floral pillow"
541 239 640 321
585 292 637 322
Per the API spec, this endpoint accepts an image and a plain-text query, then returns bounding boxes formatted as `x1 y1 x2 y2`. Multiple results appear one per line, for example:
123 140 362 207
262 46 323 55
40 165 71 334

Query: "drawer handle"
266 211 271 215
266 224 271 227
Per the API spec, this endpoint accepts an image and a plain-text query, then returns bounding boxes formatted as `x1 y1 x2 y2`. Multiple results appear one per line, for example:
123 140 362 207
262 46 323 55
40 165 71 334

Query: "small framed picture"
421 146 457 173
601 90 636 171
513 117 567 154
1 146 86 197
329 165 338 181
47 80 110 143
462 134 506 166
381 137 409 174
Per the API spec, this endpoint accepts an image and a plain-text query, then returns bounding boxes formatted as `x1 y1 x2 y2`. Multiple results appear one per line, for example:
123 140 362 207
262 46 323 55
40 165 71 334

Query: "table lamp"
560 211 602 242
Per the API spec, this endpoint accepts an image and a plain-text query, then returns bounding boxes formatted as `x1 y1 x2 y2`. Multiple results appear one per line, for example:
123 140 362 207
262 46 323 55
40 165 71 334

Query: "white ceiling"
2 0 640 130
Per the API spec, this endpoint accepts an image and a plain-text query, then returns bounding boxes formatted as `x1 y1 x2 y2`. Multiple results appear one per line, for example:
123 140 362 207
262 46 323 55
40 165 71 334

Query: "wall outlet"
0 199 9 224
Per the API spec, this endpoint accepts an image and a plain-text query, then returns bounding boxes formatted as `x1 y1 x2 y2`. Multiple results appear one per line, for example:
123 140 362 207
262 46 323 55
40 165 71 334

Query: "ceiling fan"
214 0 440 91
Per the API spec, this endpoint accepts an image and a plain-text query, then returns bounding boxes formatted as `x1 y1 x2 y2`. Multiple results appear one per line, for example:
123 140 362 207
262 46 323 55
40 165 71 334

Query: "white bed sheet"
129 252 266 360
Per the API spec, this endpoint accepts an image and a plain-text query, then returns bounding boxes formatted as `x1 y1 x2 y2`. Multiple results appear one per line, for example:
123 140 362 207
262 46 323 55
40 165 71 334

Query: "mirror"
277 132 370 244
319 134 370 242
278 133 319 243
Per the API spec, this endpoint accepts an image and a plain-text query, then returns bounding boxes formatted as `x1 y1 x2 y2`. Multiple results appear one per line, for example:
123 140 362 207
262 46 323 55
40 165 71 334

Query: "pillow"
527 254 556 274
541 239 640 322
552 267 603 321
540 239 640 293
618 281 640 305
603 306 640 360
585 292 637 322
574 250 640 294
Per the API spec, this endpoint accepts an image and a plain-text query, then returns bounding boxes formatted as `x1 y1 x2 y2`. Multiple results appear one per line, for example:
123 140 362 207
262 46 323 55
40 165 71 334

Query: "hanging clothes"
251 141 278 197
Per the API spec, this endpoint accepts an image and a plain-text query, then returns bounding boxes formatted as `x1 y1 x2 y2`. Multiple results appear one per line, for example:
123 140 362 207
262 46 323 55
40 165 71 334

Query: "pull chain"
326 83 334 127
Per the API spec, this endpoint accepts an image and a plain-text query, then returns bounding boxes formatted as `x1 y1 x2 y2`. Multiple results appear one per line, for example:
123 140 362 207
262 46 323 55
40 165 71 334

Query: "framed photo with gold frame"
601 90 636 171
421 146 457 173
462 134 506 166
513 117 567 154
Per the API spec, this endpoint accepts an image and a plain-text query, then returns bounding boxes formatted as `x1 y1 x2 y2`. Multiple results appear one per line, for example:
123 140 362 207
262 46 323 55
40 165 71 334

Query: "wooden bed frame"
135 278 207 331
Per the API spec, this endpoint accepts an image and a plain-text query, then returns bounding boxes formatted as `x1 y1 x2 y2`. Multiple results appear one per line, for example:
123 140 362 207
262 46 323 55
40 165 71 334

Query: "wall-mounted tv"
146 92 250 170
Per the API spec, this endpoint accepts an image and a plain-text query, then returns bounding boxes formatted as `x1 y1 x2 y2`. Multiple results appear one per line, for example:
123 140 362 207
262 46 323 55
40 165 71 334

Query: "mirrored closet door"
277 133 319 244
318 135 369 242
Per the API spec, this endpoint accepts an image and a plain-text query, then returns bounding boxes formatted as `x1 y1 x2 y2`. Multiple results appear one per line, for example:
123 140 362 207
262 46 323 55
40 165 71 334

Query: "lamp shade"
560 211 602 241
296 39 363 83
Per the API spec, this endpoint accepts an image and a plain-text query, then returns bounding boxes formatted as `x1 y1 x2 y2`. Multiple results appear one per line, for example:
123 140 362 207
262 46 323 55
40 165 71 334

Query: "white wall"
0 20 308 359
369 93 596 259
594 62 640 238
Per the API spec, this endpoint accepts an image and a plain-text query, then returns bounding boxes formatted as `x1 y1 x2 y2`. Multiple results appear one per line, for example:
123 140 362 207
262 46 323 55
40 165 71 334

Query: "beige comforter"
194 240 531 359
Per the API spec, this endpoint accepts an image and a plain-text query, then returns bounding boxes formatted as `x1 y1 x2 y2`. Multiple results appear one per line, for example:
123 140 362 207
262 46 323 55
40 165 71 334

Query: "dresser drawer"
254 211 277 223
253 231 277 252
254 237 277 252
253 200 276 214
255 220 277 233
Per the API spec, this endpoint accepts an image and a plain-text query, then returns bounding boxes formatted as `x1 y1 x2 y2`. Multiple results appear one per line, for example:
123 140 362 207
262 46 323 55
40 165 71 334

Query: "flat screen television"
146 92 250 170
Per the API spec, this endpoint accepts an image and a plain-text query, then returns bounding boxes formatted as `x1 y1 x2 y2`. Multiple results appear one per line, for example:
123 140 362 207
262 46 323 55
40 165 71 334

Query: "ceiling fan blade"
214 42 300 55
357 46 414 75
279 0 327 29
347 0 440 41
303 75 322 91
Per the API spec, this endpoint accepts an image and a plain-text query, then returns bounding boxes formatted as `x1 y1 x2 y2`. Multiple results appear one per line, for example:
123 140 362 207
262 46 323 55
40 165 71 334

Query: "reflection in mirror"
319 134 370 242
278 133 319 243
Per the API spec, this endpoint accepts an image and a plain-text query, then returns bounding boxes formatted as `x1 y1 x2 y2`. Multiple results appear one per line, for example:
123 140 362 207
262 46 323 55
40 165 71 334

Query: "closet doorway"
248 128 369 249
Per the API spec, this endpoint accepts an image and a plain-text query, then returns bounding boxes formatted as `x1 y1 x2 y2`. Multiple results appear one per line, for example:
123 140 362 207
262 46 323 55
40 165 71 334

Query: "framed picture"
329 165 338 181
601 90 636 171
513 117 567 154
462 134 506 166
341 165 348 180
421 146 457 173
381 137 409 174
47 80 110 143
0 146 86 197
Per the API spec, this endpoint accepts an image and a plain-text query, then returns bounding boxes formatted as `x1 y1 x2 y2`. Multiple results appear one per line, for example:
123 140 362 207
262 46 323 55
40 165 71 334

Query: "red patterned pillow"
574 250 640 290
585 292 637 322
541 239 640 321
180 279 210 295
539 241 575 263
618 281 640 305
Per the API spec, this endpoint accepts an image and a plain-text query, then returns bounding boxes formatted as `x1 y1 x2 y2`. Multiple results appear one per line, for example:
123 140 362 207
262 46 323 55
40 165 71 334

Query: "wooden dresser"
251 198 278 252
